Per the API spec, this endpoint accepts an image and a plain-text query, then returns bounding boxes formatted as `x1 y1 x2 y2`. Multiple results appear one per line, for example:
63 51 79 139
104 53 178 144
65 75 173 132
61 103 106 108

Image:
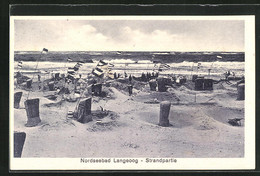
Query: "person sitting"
224 70 231 79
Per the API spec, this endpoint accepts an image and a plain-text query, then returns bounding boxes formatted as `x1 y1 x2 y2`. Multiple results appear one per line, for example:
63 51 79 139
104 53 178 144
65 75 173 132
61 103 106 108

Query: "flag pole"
64 59 69 88
190 62 194 79
197 63 200 75
209 62 214 78
26 49 45 100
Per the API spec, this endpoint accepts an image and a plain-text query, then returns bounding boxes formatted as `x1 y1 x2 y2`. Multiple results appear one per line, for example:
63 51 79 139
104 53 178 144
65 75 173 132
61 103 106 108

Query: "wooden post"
55 73 60 80
192 75 198 82
149 80 157 91
157 77 167 92
195 78 204 90
48 81 55 91
14 132 26 157
237 83 245 100
24 98 41 127
92 84 102 96
26 79 32 89
74 97 92 123
159 101 171 127
204 79 213 90
14 92 23 109
128 85 133 96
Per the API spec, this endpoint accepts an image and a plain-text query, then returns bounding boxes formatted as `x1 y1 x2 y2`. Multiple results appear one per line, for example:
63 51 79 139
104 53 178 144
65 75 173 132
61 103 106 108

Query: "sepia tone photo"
9 16 255 170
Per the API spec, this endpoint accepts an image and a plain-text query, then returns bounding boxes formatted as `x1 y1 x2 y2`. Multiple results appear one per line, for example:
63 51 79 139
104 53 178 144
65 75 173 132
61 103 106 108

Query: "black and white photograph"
9 16 255 170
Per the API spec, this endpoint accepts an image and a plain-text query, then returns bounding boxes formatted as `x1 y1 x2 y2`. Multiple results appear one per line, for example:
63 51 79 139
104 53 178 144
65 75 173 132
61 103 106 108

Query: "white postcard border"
9 15 255 170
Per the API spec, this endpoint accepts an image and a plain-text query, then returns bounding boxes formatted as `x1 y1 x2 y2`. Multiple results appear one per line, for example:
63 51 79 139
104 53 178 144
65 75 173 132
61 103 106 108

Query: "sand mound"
40 120 76 131
214 82 226 90
87 119 122 132
100 86 117 99
134 91 179 103
110 80 147 95
44 94 58 101
175 85 194 94
42 99 65 107
91 110 119 120
110 81 129 94
193 116 217 130
132 80 148 90
108 87 130 101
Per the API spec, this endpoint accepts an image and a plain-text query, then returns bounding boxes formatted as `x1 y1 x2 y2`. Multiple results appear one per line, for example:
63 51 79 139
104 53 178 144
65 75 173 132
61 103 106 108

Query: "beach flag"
96 60 108 71
74 62 82 68
67 67 76 80
107 67 113 72
67 74 75 80
97 60 108 67
159 63 171 70
107 70 114 79
72 62 83 71
42 48 48 53
197 63 201 69
75 62 83 67
107 67 115 79
68 67 76 75
153 63 159 71
108 63 114 68
92 67 104 77
73 67 79 71
92 60 114 78
18 61 23 69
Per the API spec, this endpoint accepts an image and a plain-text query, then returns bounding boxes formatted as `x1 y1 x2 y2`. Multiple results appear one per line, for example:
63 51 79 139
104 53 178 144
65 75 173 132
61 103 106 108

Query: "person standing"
128 84 133 96
129 74 132 83
38 74 41 81
37 74 41 90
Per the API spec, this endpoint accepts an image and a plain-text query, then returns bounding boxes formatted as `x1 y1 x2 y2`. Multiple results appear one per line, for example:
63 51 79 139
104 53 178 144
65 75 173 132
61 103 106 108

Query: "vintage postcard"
9 16 255 170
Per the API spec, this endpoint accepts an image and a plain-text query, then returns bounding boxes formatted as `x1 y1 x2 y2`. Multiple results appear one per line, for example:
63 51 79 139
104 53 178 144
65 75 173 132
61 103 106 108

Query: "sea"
13 51 245 79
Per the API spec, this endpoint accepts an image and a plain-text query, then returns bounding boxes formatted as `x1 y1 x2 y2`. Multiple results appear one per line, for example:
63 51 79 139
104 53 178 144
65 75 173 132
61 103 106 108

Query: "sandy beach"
13 76 244 158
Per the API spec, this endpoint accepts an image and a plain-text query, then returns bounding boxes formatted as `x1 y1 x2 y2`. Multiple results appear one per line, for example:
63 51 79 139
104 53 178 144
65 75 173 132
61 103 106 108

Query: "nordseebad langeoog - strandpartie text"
80 158 177 164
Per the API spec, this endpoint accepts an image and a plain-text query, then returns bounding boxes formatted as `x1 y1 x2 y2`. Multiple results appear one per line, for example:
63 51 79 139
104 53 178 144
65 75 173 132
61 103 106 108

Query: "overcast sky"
14 19 244 52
